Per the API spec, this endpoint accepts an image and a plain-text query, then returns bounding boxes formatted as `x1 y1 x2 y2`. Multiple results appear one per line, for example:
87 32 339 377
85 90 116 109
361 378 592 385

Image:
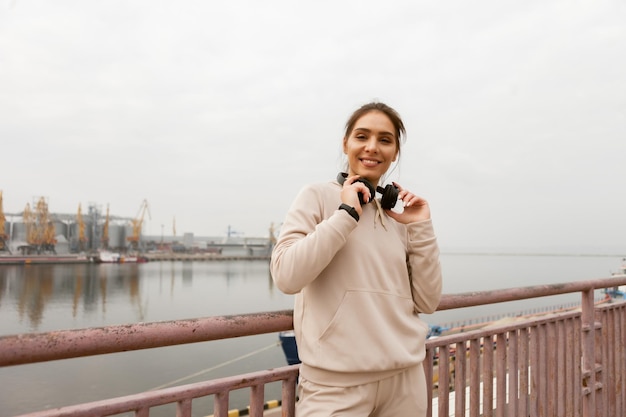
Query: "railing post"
249 385 264 417
282 374 298 417
581 288 600 417
214 392 229 417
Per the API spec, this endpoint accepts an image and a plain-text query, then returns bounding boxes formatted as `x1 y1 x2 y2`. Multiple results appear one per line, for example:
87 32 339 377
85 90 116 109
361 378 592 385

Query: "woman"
270 102 442 417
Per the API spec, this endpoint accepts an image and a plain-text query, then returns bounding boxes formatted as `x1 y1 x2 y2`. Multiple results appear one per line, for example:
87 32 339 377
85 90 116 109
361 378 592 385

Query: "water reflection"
0 265 140 332
182 261 193 285
0 261 289 336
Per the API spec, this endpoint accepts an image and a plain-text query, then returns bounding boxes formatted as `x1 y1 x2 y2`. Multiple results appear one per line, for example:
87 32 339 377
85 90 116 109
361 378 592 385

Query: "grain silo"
107 224 126 250
11 221 27 242
53 220 68 241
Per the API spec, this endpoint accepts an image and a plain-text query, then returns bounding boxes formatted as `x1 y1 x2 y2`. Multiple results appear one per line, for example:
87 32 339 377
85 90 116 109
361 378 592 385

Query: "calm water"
0 254 622 416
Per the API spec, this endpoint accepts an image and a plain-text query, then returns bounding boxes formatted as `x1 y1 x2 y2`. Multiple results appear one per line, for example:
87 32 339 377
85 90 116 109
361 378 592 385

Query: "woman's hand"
340 175 370 216
385 182 431 224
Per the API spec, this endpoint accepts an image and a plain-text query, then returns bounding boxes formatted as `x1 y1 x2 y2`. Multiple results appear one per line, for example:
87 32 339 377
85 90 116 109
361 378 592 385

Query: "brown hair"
344 102 406 157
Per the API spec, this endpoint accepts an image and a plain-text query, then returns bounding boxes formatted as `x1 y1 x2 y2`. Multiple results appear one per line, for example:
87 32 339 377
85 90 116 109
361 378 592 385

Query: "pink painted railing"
427 277 626 417
2 276 626 417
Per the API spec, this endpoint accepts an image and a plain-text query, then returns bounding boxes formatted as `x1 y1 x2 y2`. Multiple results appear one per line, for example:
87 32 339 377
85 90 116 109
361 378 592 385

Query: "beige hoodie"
271 179 442 387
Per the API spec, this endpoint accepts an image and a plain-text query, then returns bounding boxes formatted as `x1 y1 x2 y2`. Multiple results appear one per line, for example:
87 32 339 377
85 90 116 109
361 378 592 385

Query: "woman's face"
343 110 399 187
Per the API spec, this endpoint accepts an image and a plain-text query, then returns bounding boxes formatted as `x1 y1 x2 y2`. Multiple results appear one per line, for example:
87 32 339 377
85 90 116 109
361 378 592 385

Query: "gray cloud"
1 0 625 253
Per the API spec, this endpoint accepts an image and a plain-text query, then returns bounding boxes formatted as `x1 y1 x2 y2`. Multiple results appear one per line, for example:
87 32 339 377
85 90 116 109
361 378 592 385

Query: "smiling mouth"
360 159 380 167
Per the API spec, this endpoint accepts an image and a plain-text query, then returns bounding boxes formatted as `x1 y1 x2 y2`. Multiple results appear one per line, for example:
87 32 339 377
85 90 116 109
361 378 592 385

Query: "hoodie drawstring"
373 199 387 231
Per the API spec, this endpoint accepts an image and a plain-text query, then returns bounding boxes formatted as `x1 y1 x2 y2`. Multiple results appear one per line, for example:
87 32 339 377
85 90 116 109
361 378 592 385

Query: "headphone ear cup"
379 184 399 210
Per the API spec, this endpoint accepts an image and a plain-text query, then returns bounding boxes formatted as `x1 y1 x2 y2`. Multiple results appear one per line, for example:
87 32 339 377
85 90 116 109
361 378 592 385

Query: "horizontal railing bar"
426 310 581 348
0 310 293 367
437 276 626 310
13 364 301 417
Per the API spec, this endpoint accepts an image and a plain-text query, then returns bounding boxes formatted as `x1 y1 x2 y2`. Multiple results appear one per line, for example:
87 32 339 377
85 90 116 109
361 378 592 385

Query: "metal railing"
427 278 626 417
2 276 626 417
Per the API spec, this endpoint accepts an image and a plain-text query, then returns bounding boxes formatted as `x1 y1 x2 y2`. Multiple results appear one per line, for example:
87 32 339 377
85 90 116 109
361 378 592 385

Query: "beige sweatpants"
295 363 427 417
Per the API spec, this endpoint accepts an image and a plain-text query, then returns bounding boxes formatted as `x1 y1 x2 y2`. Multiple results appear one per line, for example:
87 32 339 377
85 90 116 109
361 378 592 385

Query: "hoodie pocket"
315 290 428 372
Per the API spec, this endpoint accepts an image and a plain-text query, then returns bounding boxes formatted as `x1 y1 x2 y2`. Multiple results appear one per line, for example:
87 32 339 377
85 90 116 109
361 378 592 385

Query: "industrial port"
0 191 274 262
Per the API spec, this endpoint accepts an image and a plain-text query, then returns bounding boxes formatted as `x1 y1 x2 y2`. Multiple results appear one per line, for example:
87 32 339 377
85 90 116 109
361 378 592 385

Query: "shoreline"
0 254 90 265
0 253 271 265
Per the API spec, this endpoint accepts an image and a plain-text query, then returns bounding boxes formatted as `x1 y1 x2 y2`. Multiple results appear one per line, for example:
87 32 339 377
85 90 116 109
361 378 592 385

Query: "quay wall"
142 253 270 262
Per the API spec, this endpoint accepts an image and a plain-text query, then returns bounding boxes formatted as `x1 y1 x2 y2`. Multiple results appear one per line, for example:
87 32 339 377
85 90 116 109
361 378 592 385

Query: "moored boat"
92 251 148 263
612 257 626 276
92 250 121 263
120 254 148 263
605 258 626 297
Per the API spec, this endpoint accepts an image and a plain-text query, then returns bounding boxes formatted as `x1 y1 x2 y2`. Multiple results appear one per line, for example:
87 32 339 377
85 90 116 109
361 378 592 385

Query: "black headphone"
337 172 399 209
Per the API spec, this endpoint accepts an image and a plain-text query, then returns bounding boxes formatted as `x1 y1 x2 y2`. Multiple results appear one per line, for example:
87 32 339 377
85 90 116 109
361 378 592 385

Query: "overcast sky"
1 1 625 253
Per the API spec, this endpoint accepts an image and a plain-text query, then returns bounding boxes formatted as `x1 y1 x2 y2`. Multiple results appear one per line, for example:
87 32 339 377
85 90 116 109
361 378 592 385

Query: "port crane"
76 203 87 252
22 197 56 254
127 199 151 251
0 191 10 253
101 204 110 249
269 222 280 246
